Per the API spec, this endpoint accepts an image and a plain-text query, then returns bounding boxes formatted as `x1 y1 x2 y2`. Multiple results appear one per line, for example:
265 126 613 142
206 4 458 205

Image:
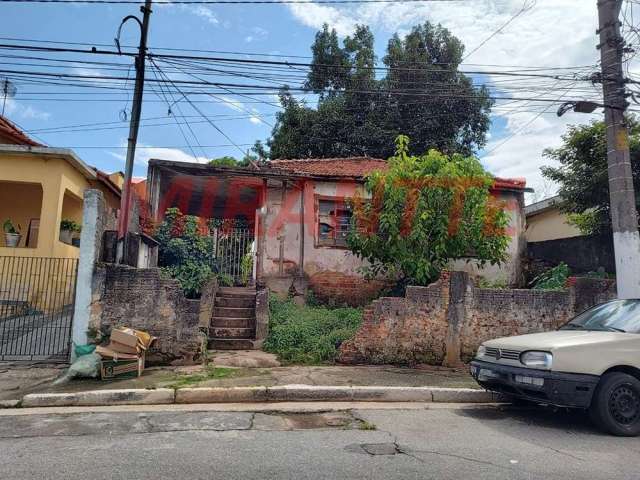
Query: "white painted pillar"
71 189 105 358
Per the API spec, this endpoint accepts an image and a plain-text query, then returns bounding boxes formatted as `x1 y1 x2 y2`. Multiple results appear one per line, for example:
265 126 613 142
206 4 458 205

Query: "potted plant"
60 219 81 244
3 219 21 247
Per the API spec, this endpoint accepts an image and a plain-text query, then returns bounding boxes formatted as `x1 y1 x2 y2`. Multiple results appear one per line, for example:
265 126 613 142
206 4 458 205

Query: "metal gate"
212 228 255 285
0 257 78 362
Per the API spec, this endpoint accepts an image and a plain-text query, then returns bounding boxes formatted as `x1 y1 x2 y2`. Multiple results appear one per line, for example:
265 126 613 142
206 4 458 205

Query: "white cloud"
285 0 612 201
109 142 209 166
245 27 268 44
3 98 51 122
188 5 219 25
218 95 246 113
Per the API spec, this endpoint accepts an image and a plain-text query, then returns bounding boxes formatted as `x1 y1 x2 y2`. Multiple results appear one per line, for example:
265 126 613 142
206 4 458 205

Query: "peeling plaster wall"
262 180 527 303
451 190 526 287
262 179 381 304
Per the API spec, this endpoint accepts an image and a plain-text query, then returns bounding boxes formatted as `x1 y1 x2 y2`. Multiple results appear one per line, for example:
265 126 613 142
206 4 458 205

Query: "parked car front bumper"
470 359 599 408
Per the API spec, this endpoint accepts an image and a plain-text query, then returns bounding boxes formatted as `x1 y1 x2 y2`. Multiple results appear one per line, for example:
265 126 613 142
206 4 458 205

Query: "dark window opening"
317 198 352 248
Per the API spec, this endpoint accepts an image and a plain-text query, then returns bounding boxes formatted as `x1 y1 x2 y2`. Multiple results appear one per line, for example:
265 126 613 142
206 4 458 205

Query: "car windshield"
560 300 640 333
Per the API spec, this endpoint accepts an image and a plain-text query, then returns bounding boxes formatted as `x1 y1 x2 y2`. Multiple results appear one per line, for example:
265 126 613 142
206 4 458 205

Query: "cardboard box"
95 326 155 380
95 345 138 361
107 340 138 355
110 329 140 351
100 359 140 379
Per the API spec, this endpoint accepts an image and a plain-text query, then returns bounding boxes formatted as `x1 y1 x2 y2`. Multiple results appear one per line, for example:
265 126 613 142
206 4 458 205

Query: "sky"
0 0 632 202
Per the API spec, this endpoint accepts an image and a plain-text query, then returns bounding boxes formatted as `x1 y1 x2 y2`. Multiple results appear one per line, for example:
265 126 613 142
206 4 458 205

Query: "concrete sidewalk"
1 362 477 398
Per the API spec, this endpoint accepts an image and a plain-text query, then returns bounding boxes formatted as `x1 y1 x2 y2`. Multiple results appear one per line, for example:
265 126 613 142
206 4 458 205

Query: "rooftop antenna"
0 78 16 117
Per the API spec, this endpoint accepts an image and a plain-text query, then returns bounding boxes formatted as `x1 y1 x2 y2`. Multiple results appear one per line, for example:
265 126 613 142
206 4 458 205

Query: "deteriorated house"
146 157 528 309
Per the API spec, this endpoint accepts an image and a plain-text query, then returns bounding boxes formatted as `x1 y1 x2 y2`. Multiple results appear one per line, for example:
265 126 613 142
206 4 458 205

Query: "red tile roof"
269 156 527 192
0 116 42 146
269 157 388 178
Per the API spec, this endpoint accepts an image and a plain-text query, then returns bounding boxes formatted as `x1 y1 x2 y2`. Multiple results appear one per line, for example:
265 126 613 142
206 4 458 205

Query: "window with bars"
316 198 352 248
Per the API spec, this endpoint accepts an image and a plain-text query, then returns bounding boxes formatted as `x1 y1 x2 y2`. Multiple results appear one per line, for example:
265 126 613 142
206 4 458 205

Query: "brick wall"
338 276 450 364
307 271 389 307
90 264 202 364
338 271 616 366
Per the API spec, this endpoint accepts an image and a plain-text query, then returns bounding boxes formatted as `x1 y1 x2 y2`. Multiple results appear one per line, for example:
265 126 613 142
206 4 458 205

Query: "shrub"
532 262 570 290
156 208 215 298
263 296 363 364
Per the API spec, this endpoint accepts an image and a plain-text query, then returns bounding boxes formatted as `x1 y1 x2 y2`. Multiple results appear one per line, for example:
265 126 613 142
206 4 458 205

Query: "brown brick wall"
90 264 202 364
338 275 450 364
338 272 616 366
307 271 388 307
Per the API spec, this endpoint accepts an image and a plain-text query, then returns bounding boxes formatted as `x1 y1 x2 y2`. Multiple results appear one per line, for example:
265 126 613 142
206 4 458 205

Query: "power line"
0 43 596 80
1 0 468 4
0 68 601 104
0 35 602 71
463 0 536 61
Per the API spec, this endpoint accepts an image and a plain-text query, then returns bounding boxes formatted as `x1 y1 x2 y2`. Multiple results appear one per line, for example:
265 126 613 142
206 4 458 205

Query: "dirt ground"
0 353 478 401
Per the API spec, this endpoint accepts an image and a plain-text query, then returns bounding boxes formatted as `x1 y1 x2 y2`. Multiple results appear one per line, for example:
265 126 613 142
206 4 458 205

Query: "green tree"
209 156 240 167
347 136 509 286
268 23 492 160
541 119 640 234
156 208 215 298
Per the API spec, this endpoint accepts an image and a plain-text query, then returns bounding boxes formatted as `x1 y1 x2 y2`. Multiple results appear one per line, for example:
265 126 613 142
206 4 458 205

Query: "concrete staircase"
209 287 257 350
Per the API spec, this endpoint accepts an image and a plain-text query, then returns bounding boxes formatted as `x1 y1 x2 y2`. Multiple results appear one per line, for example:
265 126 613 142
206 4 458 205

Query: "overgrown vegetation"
531 262 570 291
156 208 215 298
263 295 363 364
347 135 509 287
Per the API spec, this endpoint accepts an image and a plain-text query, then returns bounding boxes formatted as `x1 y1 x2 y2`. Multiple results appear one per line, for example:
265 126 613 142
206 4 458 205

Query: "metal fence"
212 228 255 285
0 257 78 362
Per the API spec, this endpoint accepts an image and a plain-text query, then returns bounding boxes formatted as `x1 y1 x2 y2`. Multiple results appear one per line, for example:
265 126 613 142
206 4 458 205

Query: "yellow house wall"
0 153 93 259
525 208 582 242
0 181 43 248
0 153 94 312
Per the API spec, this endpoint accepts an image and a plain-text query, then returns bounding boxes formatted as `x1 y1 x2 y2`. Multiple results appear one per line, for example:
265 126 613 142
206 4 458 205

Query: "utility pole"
116 0 152 263
597 0 640 299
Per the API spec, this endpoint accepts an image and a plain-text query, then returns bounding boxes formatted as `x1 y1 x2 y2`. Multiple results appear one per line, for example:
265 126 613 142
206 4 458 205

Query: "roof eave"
0 144 97 180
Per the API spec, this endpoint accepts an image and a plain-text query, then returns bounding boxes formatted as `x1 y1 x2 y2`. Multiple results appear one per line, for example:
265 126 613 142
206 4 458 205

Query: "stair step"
215 296 255 308
213 306 254 318
211 317 255 329
209 338 257 350
217 287 256 298
210 327 255 338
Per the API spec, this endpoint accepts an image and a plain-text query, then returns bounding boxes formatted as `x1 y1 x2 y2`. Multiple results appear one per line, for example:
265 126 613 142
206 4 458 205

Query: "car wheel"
589 372 640 436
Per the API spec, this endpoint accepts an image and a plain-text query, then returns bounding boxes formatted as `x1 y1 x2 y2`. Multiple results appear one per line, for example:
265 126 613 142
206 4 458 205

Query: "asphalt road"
1 404 639 480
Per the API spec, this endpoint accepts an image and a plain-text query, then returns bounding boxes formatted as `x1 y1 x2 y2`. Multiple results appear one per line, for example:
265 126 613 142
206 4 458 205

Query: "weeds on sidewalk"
167 367 239 389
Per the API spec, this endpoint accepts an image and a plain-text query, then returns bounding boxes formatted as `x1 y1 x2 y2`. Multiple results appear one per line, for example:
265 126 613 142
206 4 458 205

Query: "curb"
19 385 498 408
21 389 175 408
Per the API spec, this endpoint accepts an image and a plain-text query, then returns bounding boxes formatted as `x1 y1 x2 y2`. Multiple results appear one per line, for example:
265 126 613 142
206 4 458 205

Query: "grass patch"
167 366 238 389
263 295 363 365
358 421 377 431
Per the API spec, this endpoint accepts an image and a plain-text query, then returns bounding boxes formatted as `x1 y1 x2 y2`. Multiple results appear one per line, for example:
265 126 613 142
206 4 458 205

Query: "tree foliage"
156 208 215 298
541 119 640 234
268 23 493 160
208 141 269 167
347 136 509 286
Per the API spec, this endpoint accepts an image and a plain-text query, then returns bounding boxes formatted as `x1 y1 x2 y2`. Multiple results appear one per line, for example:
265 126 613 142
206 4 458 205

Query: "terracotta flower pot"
4 233 21 247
